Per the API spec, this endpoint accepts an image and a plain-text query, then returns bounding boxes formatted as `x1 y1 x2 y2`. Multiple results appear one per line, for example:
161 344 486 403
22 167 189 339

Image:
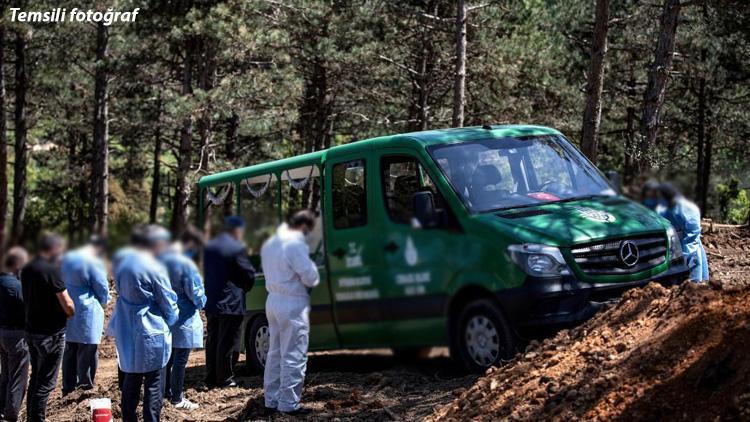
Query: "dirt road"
41 225 750 421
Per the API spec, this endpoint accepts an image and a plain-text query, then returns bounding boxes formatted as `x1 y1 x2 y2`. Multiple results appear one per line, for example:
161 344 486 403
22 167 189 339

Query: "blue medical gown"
108 250 179 373
160 251 206 349
62 249 110 344
663 198 710 282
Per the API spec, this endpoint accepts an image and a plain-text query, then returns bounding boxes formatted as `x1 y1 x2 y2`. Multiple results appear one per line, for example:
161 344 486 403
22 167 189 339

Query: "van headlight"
667 226 684 262
507 244 570 277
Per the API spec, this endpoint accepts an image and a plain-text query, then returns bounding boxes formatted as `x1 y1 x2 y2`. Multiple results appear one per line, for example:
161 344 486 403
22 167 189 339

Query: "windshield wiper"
483 194 612 213
554 194 611 204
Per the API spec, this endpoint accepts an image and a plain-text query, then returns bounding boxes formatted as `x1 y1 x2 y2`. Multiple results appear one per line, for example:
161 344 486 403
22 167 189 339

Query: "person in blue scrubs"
660 183 710 282
108 225 178 422
61 235 110 395
157 227 206 411
641 179 666 212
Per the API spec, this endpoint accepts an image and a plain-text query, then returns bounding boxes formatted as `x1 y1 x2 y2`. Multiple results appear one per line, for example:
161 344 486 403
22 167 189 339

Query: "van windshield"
428 135 615 213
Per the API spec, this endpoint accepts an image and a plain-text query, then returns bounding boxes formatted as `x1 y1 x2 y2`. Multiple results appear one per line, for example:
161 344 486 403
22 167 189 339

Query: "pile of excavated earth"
431 225 750 421
42 225 750 421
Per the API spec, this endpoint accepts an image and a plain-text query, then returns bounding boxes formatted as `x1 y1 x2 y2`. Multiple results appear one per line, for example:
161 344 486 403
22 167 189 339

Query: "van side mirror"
605 170 622 194
413 191 438 229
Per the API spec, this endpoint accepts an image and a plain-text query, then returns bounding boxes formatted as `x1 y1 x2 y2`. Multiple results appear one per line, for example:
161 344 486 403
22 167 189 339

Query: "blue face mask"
183 249 196 259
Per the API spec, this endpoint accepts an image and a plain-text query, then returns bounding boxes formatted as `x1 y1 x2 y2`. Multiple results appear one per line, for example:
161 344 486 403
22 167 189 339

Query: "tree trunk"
171 38 194 235
0 27 7 258
407 1 437 132
198 40 216 234
198 114 213 235
149 93 163 224
638 0 682 171
580 0 610 164
700 122 712 217
91 22 109 235
10 31 27 246
695 74 707 213
452 0 467 128
65 106 80 243
223 112 239 217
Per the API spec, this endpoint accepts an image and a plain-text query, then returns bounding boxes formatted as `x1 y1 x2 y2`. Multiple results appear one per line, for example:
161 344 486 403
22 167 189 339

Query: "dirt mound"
702 224 750 289
430 281 750 421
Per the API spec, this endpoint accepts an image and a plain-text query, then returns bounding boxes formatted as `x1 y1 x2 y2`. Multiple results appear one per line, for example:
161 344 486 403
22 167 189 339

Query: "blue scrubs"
108 249 178 373
159 251 206 349
160 250 206 405
109 249 178 422
663 197 710 282
62 249 110 344
61 248 110 394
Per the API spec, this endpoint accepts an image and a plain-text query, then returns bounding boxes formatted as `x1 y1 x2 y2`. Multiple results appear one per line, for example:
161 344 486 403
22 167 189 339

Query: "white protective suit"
261 223 320 412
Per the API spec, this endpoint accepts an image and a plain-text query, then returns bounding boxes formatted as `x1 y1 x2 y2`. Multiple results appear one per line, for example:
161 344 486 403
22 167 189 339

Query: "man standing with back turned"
22 234 75 422
0 247 30 422
261 210 320 415
61 235 110 395
109 225 178 422
203 216 256 388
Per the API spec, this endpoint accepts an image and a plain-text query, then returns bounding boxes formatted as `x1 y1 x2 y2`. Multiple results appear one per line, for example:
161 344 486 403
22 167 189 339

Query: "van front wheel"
453 299 517 373
245 315 269 374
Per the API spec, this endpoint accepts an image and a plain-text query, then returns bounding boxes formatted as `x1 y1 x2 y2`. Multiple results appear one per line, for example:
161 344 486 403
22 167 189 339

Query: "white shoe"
174 398 200 410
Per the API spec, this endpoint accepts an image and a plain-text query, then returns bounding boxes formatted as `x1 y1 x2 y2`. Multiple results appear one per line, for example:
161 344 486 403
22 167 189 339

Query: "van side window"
381 156 441 225
240 174 279 258
332 160 367 229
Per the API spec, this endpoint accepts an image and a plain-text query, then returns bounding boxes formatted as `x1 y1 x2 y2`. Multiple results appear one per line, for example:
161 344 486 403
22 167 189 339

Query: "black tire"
244 315 269 374
451 298 518 373
391 347 432 363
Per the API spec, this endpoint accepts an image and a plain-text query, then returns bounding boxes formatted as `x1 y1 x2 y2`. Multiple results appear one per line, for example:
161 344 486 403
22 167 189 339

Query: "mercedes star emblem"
619 240 640 267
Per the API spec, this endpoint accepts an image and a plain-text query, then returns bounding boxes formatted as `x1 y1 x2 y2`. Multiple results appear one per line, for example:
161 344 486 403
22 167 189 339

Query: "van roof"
198 124 561 187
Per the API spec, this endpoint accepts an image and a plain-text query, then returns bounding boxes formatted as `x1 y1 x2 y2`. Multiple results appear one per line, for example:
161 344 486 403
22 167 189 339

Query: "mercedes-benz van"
198 125 688 372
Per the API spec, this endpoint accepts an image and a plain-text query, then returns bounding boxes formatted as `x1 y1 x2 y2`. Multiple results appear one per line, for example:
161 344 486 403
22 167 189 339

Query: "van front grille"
570 234 667 276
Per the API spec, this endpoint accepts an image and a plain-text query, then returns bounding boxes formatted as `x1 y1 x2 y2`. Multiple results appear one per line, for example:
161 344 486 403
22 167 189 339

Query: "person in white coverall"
261 210 320 416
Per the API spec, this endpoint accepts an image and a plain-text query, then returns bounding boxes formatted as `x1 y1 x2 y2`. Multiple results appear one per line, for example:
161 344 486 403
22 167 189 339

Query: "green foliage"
717 179 741 221
1 0 749 248
727 190 749 225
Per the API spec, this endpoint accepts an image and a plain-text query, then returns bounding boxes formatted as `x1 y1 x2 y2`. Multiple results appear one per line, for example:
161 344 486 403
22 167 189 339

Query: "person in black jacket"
203 216 256 388
0 247 30 422
22 234 75 422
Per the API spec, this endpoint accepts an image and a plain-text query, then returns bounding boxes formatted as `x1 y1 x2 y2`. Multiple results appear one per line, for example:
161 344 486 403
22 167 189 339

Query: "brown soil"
431 225 750 421
40 225 750 421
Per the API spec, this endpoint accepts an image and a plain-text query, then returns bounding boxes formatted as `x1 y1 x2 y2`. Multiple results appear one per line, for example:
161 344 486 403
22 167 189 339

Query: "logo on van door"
572 206 616 223
405 237 419 266
345 242 364 268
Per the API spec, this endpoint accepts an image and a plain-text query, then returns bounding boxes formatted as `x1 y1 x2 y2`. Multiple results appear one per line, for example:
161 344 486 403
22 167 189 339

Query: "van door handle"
384 241 399 253
332 248 346 259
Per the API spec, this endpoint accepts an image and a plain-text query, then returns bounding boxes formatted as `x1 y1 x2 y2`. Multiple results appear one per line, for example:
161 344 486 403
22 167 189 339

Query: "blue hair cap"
224 215 246 229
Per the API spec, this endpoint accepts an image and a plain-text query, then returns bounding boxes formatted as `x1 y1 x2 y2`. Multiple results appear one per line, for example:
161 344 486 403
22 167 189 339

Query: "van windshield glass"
428 135 615 213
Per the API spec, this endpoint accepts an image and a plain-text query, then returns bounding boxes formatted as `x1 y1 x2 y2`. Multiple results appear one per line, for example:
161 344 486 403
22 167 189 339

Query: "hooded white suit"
261 223 320 412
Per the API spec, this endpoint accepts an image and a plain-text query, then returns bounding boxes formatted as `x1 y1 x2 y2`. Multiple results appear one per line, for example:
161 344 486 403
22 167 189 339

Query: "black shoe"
282 407 312 416
218 381 238 388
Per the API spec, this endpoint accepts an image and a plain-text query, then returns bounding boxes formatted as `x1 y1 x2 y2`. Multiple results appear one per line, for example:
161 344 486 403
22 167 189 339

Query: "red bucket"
90 398 113 422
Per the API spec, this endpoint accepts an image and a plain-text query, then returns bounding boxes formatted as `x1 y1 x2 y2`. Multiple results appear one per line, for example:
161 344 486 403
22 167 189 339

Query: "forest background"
0 0 748 256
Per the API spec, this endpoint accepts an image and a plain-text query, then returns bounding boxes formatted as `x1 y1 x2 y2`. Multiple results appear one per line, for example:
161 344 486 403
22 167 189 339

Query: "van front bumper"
495 262 689 334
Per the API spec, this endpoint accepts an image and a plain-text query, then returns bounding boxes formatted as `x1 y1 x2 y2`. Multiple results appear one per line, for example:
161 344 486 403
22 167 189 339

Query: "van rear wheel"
245 315 269 374
453 299 517 373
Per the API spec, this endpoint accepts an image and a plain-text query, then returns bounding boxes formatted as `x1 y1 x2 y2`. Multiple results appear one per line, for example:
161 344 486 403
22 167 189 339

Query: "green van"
198 125 688 372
